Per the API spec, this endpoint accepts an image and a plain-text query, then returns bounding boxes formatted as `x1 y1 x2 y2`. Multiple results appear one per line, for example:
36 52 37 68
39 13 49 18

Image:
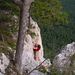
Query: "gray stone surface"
30 70 45 75
0 11 51 75
0 53 10 75
21 18 51 74
8 17 51 75
24 18 51 66
53 42 75 71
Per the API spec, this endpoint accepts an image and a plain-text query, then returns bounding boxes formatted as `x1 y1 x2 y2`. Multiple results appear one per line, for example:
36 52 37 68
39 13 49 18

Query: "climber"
33 42 41 60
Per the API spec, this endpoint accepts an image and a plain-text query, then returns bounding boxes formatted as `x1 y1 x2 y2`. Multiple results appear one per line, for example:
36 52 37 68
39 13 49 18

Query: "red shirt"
33 45 40 52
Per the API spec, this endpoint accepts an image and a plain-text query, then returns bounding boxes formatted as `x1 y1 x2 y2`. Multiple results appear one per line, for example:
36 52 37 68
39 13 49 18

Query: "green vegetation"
38 66 50 74
70 54 75 67
38 66 47 73
0 0 69 54
38 64 75 75
13 68 20 75
0 41 8 54
3 47 8 55
0 0 19 52
37 0 75 62
0 41 15 55
27 24 36 38
7 42 16 50
0 0 19 38
0 13 18 36
5 64 21 75
27 30 36 38
0 0 75 75
0 0 20 16
50 65 75 75
0 0 75 74
5 65 10 74
30 0 68 25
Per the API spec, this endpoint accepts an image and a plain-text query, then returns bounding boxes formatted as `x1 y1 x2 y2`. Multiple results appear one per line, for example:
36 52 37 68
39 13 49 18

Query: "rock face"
0 10 51 74
0 53 10 75
21 50 45 75
20 18 51 74
24 18 45 64
53 42 75 71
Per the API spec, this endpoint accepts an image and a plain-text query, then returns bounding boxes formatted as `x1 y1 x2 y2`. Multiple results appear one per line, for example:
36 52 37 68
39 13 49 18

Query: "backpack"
38 45 41 49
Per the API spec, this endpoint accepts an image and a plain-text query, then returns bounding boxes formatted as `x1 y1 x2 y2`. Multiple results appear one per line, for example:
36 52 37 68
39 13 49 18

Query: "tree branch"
1 33 4 42
12 0 23 8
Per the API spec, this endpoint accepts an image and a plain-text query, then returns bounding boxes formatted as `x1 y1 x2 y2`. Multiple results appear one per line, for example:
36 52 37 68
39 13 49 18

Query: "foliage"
38 66 47 73
0 0 19 49
5 64 21 75
27 24 36 38
38 64 75 75
48 64 75 75
0 0 75 75
0 41 15 55
13 68 20 75
38 65 50 74
3 47 8 55
5 65 10 74
30 0 68 25
0 0 20 16
0 13 18 36
27 30 36 38
70 54 75 66
7 42 16 50
37 0 75 62
0 41 8 54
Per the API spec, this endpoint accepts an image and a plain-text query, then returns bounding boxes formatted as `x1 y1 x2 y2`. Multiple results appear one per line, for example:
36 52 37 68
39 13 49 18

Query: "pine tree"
12 0 34 73
12 0 68 74
30 0 68 25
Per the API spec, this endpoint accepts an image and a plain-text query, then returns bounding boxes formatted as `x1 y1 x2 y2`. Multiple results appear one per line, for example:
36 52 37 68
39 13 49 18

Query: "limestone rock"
53 42 75 71
21 18 51 74
21 51 44 75
0 10 51 75
21 50 37 71
24 18 51 65
11 17 51 74
0 53 10 75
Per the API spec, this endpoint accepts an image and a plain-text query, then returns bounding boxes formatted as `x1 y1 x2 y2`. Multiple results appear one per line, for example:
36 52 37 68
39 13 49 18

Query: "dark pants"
34 51 37 59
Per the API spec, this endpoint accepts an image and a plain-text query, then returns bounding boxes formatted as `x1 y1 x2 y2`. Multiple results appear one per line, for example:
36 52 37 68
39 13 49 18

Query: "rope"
27 50 60 75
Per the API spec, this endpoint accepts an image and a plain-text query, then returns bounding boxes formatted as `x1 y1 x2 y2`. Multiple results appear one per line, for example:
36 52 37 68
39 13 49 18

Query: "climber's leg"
34 52 37 60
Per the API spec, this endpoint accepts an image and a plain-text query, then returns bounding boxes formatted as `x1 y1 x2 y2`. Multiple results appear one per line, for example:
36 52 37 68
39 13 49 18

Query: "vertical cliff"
19 18 51 74
0 10 51 74
24 18 44 64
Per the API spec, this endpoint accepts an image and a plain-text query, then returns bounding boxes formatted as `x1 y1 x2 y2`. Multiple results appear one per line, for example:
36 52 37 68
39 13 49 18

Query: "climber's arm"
33 46 38 49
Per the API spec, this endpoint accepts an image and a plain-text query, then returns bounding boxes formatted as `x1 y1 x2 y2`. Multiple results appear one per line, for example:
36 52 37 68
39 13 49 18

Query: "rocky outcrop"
21 50 45 75
30 70 45 75
0 53 10 75
24 18 50 64
0 10 51 74
20 18 51 74
53 42 75 71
